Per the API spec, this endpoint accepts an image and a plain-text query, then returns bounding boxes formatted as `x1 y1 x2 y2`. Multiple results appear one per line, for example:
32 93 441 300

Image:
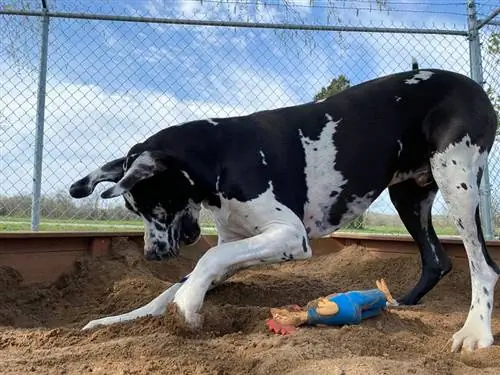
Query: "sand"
0 237 499 375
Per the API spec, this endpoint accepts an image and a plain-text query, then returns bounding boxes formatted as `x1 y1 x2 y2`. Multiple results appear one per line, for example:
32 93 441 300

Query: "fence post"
467 0 494 240
30 3 50 231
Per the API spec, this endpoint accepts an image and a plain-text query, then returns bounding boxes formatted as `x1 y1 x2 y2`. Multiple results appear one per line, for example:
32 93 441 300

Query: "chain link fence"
0 1 499 236
480 20 500 233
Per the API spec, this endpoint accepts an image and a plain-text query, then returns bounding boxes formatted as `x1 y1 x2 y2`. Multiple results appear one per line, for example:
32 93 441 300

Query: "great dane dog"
69 68 498 352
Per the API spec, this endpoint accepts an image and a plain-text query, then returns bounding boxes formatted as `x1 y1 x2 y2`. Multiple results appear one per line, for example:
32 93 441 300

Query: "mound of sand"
0 237 499 374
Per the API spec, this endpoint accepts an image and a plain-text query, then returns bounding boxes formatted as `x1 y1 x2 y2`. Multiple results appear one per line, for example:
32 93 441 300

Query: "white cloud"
0 59 298 199
1 1 499 220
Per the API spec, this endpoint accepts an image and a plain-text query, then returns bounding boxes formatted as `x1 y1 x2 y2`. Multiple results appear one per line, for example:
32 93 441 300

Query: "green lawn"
0 216 220 233
0 216 462 236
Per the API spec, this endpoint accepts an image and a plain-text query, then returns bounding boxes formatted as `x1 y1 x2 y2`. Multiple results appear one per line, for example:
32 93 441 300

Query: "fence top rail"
477 7 500 29
0 9 469 36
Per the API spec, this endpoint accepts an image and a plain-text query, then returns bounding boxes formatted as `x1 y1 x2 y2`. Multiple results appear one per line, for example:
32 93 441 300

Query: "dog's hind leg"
430 136 499 352
389 179 452 305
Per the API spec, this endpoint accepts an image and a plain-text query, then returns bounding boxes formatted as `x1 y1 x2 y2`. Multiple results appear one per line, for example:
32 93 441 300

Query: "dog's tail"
412 57 419 71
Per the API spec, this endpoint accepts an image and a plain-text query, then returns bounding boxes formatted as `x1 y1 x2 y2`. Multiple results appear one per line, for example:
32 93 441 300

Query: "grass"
0 216 220 233
0 215 462 236
337 225 459 236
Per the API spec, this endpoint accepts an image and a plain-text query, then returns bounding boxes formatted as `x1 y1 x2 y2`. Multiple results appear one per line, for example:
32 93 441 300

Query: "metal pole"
477 8 500 30
31 5 50 231
467 0 494 239
0 9 469 36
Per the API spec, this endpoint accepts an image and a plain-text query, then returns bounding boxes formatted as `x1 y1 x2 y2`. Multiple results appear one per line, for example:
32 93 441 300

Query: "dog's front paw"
173 302 203 330
451 324 494 352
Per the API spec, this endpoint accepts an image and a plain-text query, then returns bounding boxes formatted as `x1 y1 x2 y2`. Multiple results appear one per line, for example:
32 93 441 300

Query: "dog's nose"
144 251 161 261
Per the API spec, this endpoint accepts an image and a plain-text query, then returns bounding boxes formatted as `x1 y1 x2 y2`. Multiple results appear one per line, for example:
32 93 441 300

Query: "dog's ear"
69 157 126 198
100 151 167 199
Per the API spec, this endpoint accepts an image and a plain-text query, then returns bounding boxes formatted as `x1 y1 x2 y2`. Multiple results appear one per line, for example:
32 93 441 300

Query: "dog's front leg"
81 280 185 330
81 231 246 331
173 224 312 328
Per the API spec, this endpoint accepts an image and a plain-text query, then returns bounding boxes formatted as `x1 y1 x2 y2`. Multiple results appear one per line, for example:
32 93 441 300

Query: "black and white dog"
70 68 498 352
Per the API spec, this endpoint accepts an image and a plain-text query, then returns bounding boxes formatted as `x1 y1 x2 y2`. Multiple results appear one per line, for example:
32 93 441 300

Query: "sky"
1 0 499 217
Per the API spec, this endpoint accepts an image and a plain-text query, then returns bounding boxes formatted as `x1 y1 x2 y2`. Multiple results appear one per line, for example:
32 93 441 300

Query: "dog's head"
69 148 202 260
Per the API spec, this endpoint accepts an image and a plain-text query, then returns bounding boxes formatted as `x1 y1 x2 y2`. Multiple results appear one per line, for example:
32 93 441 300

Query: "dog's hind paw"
451 326 494 352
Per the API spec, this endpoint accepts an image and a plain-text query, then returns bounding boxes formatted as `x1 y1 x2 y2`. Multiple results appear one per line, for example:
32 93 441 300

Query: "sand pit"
0 237 499 374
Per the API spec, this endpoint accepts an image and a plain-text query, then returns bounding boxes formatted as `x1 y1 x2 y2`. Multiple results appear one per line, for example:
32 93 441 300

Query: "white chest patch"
300 113 347 236
205 181 301 239
404 70 434 85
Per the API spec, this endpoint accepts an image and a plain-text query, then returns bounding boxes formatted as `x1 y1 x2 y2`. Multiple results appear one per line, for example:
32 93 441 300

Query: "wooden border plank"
1 231 500 284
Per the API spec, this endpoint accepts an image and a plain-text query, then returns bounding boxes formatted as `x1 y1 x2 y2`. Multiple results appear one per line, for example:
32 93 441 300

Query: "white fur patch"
181 170 195 185
259 150 268 166
209 181 304 239
300 113 346 236
315 98 326 103
430 135 498 352
404 71 434 85
206 119 218 125
215 175 220 191
395 96 402 102
397 140 403 157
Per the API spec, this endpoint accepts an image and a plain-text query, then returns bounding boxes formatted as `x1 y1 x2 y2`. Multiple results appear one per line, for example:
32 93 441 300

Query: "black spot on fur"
254 226 259 231
306 227 311 234
302 237 308 253
487 302 491 310
474 205 500 274
313 147 318 151
457 218 464 229
477 297 481 304
471 304 474 310
153 221 165 231
329 190 339 198
471 260 476 272
275 207 282 211
452 160 457 165
480 314 484 321
206 194 221 209
466 140 470 147
282 252 294 261
483 287 489 296
460 183 468 190
441 162 447 167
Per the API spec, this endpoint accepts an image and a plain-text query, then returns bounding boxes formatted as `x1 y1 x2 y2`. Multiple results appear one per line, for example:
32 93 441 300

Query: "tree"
313 75 365 230
485 32 500 133
313 75 351 102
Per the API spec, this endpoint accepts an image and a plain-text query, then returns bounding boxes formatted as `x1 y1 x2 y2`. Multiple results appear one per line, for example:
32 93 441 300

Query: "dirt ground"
1 238 499 375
